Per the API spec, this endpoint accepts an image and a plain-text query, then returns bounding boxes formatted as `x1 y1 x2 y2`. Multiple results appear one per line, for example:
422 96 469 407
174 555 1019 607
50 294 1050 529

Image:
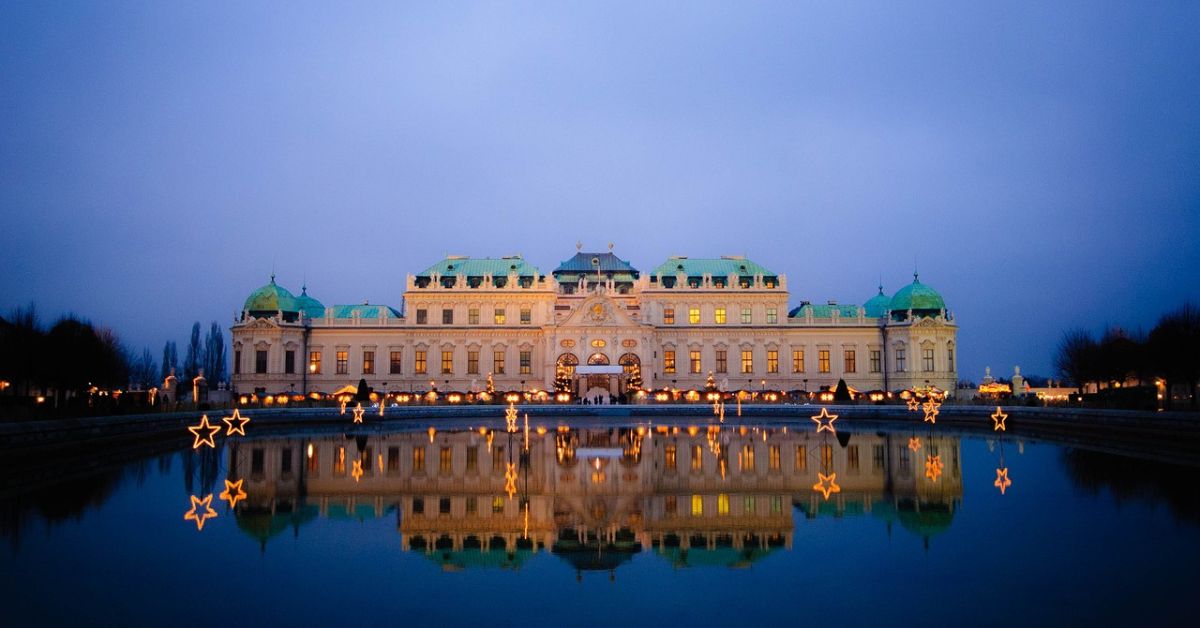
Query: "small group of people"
580 392 628 405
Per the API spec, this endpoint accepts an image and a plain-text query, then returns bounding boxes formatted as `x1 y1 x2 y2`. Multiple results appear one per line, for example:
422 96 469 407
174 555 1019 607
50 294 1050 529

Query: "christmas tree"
486 372 495 394
626 363 643 392
705 371 717 392
554 364 573 393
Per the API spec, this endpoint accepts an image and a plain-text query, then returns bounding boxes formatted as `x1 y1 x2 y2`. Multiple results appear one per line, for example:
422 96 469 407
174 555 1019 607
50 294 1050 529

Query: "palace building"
230 247 958 397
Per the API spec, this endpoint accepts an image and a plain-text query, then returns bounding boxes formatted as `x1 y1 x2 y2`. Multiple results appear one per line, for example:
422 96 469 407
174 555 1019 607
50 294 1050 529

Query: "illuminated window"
492 496 504 514
520 307 531 325
744 495 756 514
767 350 778 373
795 445 807 471
718 494 730 516
519 350 531 375
333 447 345 475
442 309 453 325
362 350 375 375
873 445 885 470
390 351 402 374
416 309 427 324
467 350 479 375
309 351 321 374
870 350 881 373
414 350 427 374
688 307 700 324
412 446 425 473
820 445 833 468
691 445 703 471
466 446 478 473
771 495 782 514
494 308 506 325
766 308 778 324
847 445 859 471
715 307 726 324
284 350 295 374
255 350 268 374
716 350 727 373
792 350 804 373
663 308 675 324
740 444 755 472
441 350 453 374
691 495 703 517
468 307 479 324
665 444 677 471
493 350 505 374
591 339 606 348
741 350 753 374
336 351 348 375
307 445 319 473
689 350 701 374
769 445 781 471
896 349 907 373
923 348 935 372
844 349 856 374
818 350 830 373
741 307 752 324
664 350 676 374
439 447 452 474
387 446 399 472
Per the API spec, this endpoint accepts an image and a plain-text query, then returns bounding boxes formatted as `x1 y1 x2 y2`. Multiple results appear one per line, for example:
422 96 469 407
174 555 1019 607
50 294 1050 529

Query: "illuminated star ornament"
340 400 347 415
184 494 218 531
505 402 518 433
906 397 920 411
504 462 518 499
810 407 839 434
352 403 365 424
925 454 944 481
922 399 941 424
222 408 250 436
991 407 1008 432
813 472 841 500
188 415 221 449
908 436 922 452
994 467 1012 495
351 459 364 482
219 479 247 508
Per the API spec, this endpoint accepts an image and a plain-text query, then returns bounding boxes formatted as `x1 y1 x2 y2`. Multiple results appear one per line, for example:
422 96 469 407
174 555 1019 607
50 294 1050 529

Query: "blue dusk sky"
2 1 1198 380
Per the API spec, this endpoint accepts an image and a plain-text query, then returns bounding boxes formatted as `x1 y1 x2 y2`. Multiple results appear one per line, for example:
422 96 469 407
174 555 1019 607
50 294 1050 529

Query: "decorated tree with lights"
486 372 495 394
705 371 717 392
626 363 643 392
554 364 572 393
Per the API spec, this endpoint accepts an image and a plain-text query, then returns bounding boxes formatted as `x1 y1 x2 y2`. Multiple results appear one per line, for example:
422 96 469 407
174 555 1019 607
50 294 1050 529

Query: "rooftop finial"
913 271 920 283
576 240 582 251
608 241 614 251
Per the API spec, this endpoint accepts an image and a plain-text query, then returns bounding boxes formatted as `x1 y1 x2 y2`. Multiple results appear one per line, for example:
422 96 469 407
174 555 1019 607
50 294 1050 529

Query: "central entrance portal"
575 353 623 400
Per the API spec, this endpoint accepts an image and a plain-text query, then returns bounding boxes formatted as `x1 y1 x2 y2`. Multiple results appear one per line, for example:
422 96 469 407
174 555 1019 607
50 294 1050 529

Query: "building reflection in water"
228 425 964 570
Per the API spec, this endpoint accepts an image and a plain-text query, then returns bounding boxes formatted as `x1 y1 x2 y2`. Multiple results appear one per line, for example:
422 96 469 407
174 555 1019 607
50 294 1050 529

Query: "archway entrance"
585 353 611 395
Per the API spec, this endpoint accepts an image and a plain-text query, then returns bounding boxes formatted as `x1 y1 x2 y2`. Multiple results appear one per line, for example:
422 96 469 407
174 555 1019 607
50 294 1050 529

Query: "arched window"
557 353 579 375
619 353 640 374
587 353 610 366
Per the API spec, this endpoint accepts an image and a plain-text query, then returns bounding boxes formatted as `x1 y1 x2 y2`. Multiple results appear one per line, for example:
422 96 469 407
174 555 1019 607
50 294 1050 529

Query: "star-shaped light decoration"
222 408 250 436
994 467 1012 495
812 472 841 500
925 454 944 481
188 415 221 449
991 406 1008 432
810 407 839 434
908 436 922 452
922 399 941 424
379 401 385 417
352 403 365 424
504 462 518 499
505 402 518 433
219 478 247 509
351 459 364 482
340 400 347 415
906 397 920 411
184 494 218 531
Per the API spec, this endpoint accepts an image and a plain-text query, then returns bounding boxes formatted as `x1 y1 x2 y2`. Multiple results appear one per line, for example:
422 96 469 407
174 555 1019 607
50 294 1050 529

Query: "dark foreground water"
2 415 1198 626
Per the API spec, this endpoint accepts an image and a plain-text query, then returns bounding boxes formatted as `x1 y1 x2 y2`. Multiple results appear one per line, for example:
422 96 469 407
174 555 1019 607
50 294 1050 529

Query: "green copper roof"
554 252 640 276
889 275 946 312
329 304 402 319
417 256 541 278
294 286 325 319
243 276 298 313
864 287 891 318
651 256 777 278
788 303 861 319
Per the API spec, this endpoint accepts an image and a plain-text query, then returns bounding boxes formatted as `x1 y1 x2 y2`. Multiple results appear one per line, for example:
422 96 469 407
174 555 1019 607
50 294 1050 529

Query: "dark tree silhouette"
203 322 226 385
1055 328 1098 393
834 378 852 401
183 322 202 382
1147 303 1200 410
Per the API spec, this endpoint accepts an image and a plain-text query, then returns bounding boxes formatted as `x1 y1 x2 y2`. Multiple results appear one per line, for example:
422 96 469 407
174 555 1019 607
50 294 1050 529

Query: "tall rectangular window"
412 446 425 473
686 350 701 374
309 351 321 374
948 348 955 372
663 350 676 374
442 309 453 324
741 307 752 324
664 444 677 471
691 495 703 517
714 308 726 324
390 351 402 374
493 350 505 374
663 307 675 324
251 448 264 474
416 309 427 324
439 447 452 474
494 308 506 325
870 350 881 373
792 350 804 373
818 350 830 373
255 350 268 374
284 350 295 374
767 350 779 373
716 350 727 373
923 348 935 372
441 350 453 374
466 446 478 473
741 350 753 373
844 349 856 374
718 493 730 516
848 445 860 471
233 350 241 375
387 446 399 472
335 351 348 375
896 349 907 372
766 308 778 324
414 350 427 374
468 308 480 325
688 307 700 324
740 444 755 472
362 350 375 374
520 307 531 325
691 444 703 471
519 351 531 375
308 446 320 474
795 445 807 471
467 350 479 375
769 445 781 471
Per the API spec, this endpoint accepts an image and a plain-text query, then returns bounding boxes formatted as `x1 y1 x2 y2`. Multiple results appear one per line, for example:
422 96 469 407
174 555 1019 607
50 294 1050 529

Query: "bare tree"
1055 328 1097 393
1148 303 1200 410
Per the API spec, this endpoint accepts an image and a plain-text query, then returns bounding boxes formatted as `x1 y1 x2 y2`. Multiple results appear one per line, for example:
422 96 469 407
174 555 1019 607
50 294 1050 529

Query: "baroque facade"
230 248 958 397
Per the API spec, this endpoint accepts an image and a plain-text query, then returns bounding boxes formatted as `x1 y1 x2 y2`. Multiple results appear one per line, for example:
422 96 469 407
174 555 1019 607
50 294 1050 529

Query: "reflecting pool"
2 416 1198 626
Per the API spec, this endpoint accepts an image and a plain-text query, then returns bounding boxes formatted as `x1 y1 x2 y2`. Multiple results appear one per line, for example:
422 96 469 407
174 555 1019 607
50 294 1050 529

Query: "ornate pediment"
248 317 281 330
558 294 645 330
